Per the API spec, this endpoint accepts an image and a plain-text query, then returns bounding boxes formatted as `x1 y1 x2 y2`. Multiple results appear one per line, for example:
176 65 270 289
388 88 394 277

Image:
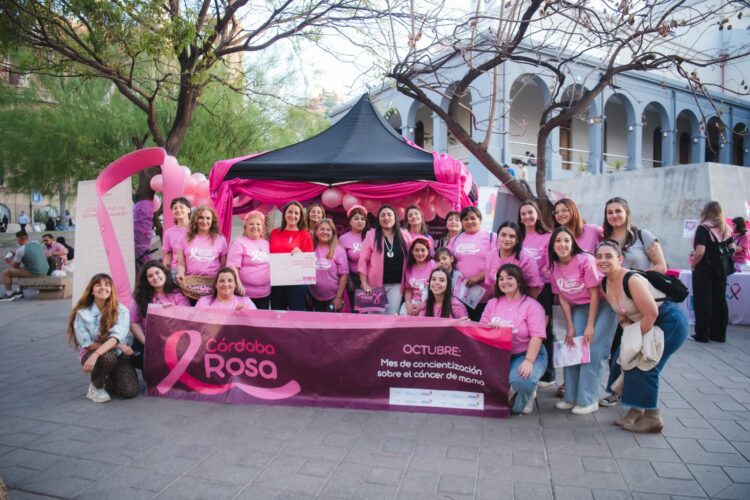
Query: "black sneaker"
0 292 20 302
599 393 620 407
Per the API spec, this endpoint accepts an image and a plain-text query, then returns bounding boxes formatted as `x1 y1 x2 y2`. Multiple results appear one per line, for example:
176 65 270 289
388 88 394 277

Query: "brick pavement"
1 298 749 499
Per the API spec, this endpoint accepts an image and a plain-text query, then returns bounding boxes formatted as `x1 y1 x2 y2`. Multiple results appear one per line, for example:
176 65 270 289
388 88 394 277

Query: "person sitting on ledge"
1 231 49 301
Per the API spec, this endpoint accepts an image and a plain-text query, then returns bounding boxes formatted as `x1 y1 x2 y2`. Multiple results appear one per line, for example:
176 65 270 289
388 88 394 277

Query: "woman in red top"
269 201 313 310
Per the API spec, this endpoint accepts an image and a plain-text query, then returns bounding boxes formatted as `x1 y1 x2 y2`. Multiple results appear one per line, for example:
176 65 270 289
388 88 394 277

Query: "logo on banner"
726 282 741 301
156 330 301 400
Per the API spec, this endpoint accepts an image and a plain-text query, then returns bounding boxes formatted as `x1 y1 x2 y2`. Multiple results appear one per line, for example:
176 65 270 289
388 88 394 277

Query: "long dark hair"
496 221 522 259
518 199 551 240
279 201 307 231
425 268 455 318
493 263 530 298
602 197 638 249
732 217 747 236
375 205 407 255
133 261 180 319
407 237 433 270
548 226 585 269
67 273 120 348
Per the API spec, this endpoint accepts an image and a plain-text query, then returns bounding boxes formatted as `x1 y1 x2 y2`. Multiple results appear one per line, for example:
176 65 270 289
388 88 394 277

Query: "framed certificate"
270 252 317 286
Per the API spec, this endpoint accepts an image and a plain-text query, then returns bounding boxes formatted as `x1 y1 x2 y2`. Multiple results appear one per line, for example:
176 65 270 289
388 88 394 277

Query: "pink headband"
242 210 265 223
347 205 367 218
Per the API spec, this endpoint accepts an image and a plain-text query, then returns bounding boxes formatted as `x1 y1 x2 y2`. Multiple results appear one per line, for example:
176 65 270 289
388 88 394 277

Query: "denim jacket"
74 304 131 355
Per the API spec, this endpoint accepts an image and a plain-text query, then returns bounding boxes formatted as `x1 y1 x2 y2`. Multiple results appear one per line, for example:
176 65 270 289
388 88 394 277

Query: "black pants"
251 294 271 310
271 285 307 311
692 264 728 342
467 301 487 322
537 284 556 382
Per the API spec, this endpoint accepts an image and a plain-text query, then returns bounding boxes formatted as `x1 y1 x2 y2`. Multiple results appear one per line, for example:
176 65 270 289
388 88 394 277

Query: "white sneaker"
522 389 537 414
537 380 556 389
86 385 111 403
572 402 599 415
556 400 576 410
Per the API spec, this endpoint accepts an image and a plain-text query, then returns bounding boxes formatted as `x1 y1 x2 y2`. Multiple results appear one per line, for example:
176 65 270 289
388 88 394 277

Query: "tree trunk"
534 126 555 227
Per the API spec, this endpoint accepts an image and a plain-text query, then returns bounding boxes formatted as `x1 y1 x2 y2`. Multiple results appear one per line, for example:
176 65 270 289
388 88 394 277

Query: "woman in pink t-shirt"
227 211 271 310
732 217 750 272
305 202 326 236
176 206 228 281
308 219 349 311
438 211 462 248
195 268 257 310
548 226 617 415
401 238 437 315
480 264 547 415
418 268 468 319
518 199 555 387
129 261 189 369
553 198 602 253
447 206 496 321
162 197 191 274
339 205 369 309
403 205 434 254
485 222 543 297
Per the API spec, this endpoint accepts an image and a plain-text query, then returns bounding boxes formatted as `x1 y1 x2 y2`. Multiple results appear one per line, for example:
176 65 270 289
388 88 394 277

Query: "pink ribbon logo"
728 283 741 301
156 330 301 400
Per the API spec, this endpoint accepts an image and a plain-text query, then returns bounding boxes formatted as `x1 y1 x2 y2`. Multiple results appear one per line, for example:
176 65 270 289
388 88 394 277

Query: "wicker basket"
179 275 216 300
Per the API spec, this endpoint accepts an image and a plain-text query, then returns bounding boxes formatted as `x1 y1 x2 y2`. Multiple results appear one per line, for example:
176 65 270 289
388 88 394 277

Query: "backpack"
703 225 735 277
602 270 688 303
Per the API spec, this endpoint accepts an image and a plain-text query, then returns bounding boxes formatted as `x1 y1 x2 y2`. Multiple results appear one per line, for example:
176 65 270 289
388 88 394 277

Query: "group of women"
69 193 723 435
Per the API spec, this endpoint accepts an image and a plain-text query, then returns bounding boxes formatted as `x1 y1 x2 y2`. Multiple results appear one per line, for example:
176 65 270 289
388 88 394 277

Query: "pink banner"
144 307 512 417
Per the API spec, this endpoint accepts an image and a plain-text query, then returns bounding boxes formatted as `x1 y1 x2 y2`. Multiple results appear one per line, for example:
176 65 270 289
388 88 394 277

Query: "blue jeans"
509 348 548 413
563 303 618 406
618 301 688 410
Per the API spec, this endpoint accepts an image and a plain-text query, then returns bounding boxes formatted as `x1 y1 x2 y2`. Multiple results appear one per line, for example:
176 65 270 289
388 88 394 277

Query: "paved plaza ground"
1 297 749 499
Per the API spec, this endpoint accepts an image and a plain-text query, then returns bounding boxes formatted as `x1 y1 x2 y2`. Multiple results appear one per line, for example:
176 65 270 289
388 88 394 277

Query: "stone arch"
641 101 670 168
559 84 598 171
733 122 748 166
705 116 723 163
384 107 403 135
509 73 550 164
675 108 701 164
603 93 636 170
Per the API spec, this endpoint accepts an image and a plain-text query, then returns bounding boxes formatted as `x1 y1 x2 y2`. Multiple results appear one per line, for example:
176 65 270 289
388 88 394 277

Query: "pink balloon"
195 197 213 208
395 206 406 220
185 193 197 205
364 199 379 214
183 175 198 194
196 179 210 197
149 174 163 192
342 194 360 212
427 191 436 204
152 195 162 212
423 203 437 221
192 172 207 183
322 188 344 209
436 197 451 218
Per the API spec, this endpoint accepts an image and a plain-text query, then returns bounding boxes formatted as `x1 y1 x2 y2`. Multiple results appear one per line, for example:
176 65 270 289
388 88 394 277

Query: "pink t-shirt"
550 253 602 305
575 224 603 254
484 248 543 290
418 296 468 319
162 225 188 268
522 231 551 283
309 245 349 301
195 295 257 310
129 291 190 330
733 233 750 264
44 241 68 258
339 231 365 274
226 236 271 298
448 230 496 301
480 295 546 354
404 260 437 305
178 234 228 277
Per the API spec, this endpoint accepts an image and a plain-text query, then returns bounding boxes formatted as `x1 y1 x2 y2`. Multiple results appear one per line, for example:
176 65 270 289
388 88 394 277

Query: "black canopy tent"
223 94 437 184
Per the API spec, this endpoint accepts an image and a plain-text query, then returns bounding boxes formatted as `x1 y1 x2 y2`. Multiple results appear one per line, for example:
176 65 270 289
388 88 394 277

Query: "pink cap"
347 205 367 218
242 210 265 223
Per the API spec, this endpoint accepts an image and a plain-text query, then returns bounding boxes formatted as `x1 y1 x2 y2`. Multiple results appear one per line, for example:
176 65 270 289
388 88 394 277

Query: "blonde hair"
313 219 338 259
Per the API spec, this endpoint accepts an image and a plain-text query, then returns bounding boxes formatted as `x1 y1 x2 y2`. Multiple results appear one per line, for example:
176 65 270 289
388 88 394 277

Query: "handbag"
354 287 389 313
704 225 735 277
